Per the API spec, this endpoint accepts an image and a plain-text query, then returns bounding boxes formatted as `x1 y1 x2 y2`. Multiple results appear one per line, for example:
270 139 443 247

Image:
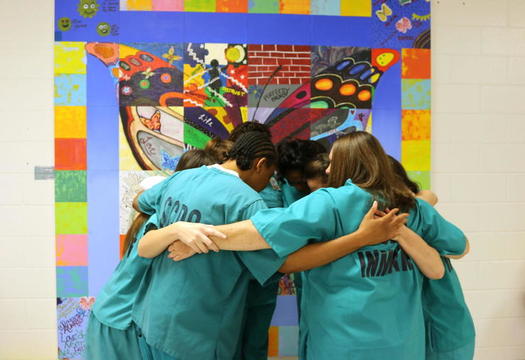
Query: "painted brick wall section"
248 44 311 85
1 1 525 359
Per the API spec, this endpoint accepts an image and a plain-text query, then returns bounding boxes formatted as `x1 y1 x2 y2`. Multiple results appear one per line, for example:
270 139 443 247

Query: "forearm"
396 228 444 279
279 230 368 273
138 226 177 258
212 220 271 251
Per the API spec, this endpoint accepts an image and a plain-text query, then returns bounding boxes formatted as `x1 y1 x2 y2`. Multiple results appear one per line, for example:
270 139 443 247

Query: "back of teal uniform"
250 180 467 360
132 166 285 360
424 258 475 360
235 178 283 360
92 214 158 329
87 215 158 360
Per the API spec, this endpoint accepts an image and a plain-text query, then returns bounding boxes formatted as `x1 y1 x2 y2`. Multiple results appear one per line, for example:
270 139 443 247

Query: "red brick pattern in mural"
248 44 311 86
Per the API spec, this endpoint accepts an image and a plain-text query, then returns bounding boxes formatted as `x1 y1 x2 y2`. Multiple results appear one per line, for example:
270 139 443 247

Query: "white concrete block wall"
0 0 57 359
0 0 524 359
433 1 525 359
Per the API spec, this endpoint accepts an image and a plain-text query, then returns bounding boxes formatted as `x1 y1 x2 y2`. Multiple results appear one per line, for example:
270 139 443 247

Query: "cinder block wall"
432 1 525 358
0 1 524 359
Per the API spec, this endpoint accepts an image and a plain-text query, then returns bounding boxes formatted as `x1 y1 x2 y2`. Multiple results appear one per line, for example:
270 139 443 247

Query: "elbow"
278 262 300 274
427 266 445 280
137 241 153 259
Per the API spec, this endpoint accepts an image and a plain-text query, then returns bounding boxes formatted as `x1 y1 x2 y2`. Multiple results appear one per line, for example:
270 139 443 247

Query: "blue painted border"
87 54 120 296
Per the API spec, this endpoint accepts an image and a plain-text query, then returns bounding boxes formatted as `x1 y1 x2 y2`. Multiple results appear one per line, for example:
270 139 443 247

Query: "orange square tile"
120 234 126 259
402 110 431 141
216 0 248 12
280 0 309 14
402 48 431 79
55 138 87 170
268 326 279 356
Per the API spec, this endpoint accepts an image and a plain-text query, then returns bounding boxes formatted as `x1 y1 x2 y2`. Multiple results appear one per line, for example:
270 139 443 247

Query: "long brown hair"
327 131 415 211
122 213 149 257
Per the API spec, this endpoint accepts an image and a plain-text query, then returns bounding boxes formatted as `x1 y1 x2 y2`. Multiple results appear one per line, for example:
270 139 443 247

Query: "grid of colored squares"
120 0 372 17
55 41 89 297
401 48 431 189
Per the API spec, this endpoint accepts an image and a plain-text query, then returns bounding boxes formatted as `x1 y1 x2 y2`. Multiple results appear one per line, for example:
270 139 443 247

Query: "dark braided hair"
228 121 272 142
227 132 277 171
277 139 326 176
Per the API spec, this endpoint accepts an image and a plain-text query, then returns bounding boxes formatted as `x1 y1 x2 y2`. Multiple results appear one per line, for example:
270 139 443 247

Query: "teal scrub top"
232 177 284 360
92 215 158 330
132 166 285 360
258 176 284 209
423 257 475 355
280 178 307 207
250 180 467 360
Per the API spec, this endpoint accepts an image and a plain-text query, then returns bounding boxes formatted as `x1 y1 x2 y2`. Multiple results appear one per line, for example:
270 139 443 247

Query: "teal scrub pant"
136 325 178 360
235 278 279 360
426 339 475 360
85 314 143 360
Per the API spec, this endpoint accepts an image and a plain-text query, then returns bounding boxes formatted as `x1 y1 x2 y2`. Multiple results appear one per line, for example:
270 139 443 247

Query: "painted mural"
54 0 431 358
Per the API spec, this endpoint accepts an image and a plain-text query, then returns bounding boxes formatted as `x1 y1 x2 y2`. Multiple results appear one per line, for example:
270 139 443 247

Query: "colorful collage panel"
55 41 89 359
120 0 372 16
401 48 431 189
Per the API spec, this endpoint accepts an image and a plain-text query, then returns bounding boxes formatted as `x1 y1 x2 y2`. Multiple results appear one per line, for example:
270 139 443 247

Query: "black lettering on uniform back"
161 197 173 227
377 250 389 276
178 204 188 221
365 250 380 277
358 252 366 277
187 209 201 223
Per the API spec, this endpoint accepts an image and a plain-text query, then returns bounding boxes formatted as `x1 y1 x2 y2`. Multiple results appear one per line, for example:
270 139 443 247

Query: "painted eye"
119 61 131 71
160 73 172 83
357 90 371 102
139 79 151 89
90 4 96 8
83 4 89 9
121 86 132 95
339 83 356 96
139 53 154 62
129 58 142 66
314 78 333 91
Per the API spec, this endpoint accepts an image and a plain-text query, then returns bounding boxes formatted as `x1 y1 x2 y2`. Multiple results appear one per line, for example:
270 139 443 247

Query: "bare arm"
168 202 409 274
416 190 438 206
138 222 225 258
415 191 470 260
394 227 445 279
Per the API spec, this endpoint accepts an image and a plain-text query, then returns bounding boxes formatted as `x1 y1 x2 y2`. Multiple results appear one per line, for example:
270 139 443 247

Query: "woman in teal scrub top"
85 150 222 360
167 131 467 360
389 155 475 360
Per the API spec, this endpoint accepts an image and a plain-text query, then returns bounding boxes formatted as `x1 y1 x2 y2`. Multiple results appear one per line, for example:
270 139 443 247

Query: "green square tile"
55 171 86 202
407 171 430 190
184 123 211 149
249 0 279 13
55 202 88 234
185 0 216 12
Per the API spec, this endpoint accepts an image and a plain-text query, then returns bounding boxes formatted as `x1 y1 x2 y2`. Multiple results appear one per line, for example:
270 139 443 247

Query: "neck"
220 160 241 175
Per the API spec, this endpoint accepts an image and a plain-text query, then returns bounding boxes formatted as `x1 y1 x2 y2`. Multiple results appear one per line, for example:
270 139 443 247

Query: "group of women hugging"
87 122 475 360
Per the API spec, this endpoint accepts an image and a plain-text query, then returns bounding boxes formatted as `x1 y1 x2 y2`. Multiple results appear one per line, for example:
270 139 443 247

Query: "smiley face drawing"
97 22 111 36
78 0 100 18
58 17 72 31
